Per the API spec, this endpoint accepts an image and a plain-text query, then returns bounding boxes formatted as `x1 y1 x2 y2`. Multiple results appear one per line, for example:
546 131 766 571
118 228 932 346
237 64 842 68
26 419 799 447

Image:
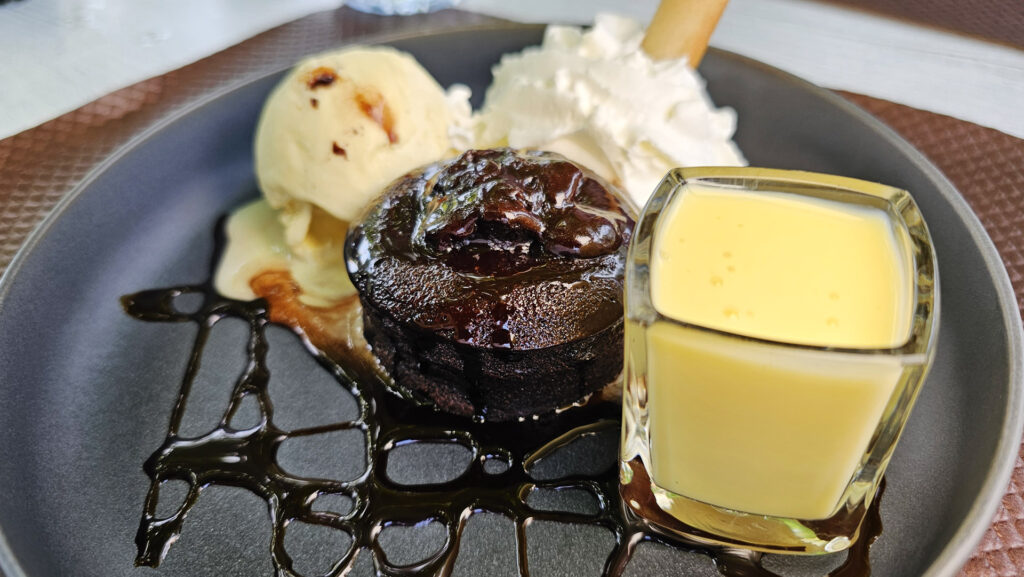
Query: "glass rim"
627 166 940 359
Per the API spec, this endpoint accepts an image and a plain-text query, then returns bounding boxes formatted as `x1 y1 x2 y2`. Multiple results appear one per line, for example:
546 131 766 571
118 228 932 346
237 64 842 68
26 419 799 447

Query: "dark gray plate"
0 25 1021 577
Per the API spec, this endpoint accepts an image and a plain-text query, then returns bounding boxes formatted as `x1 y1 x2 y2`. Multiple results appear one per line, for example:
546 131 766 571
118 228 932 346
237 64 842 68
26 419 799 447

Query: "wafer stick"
642 0 730 65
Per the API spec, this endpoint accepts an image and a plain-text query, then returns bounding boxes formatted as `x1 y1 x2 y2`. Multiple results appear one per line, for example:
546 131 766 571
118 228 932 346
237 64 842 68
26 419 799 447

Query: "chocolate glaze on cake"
345 148 635 421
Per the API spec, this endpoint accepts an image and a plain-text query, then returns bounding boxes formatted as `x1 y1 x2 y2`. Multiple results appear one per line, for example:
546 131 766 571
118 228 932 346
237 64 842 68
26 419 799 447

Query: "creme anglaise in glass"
620 167 939 554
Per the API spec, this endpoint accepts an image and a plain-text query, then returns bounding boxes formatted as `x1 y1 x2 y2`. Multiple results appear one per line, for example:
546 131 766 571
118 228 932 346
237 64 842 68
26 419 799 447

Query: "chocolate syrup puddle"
124 220 882 577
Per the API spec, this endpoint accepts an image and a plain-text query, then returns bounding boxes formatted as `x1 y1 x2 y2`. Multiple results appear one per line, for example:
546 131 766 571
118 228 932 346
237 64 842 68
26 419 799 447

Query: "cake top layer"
346 149 635 350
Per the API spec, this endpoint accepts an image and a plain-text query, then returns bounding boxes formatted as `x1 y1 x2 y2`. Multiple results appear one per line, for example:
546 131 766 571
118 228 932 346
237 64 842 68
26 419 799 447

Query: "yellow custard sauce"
652 186 912 348
644 184 915 520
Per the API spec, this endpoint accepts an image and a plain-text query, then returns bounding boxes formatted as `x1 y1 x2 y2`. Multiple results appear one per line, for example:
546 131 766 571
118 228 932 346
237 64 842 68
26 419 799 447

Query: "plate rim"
0 21 1020 577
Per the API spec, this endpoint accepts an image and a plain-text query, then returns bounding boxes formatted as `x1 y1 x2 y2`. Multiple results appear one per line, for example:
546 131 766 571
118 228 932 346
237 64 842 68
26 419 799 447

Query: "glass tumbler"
346 0 460 15
619 167 939 554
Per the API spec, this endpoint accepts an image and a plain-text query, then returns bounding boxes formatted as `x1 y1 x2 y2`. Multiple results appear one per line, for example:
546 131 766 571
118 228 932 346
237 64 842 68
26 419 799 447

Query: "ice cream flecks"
254 45 470 262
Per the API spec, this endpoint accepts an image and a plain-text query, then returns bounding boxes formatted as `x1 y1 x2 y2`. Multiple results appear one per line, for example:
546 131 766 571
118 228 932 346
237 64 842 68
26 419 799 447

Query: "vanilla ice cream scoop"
255 46 468 260
475 14 745 208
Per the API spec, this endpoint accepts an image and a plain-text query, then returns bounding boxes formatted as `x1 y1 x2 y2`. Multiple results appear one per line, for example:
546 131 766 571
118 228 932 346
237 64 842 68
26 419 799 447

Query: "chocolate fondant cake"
345 148 635 421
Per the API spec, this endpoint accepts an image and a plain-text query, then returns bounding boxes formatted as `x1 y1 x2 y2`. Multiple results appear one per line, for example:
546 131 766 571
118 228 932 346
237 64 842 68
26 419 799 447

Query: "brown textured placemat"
0 6 1022 577
826 0 1024 49
0 7 493 271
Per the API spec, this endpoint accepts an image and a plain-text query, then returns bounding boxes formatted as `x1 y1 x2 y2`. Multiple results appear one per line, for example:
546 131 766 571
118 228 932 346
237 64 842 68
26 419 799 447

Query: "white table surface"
1 0 1022 140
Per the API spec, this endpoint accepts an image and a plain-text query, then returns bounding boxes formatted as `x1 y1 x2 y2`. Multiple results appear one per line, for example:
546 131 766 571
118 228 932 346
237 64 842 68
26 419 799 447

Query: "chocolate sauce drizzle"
123 222 882 577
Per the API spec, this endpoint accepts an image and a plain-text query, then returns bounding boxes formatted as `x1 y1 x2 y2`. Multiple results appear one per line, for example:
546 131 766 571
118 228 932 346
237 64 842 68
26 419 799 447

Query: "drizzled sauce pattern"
123 222 881 577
